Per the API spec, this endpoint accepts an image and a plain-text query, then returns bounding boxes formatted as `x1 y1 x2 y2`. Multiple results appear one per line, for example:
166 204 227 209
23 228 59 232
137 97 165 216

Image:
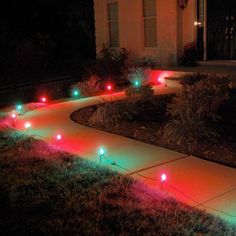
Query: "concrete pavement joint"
197 186 236 209
126 155 189 176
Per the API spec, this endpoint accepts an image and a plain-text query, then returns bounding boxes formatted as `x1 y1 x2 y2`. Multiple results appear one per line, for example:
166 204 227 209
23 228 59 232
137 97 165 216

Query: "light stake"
134 80 141 88
56 134 62 141
98 147 105 164
16 104 23 114
24 122 31 135
41 97 47 103
56 134 62 146
106 84 113 91
73 89 80 98
161 173 167 182
10 112 17 127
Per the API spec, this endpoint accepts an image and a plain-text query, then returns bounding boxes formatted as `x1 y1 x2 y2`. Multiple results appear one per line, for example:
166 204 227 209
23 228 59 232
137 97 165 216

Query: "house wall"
94 0 197 66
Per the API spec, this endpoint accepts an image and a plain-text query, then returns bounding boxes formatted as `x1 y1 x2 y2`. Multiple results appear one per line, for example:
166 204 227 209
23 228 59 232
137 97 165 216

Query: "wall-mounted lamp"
178 0 188 10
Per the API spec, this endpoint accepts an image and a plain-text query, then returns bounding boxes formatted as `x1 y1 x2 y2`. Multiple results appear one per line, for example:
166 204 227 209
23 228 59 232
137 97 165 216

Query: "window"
143 0 157 47
107 2 119 47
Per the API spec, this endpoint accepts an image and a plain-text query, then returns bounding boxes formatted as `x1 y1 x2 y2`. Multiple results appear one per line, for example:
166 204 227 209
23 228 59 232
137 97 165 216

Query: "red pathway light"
10 112 17 119
161 173 167 182
40 96 47 103
56 134 62 141
106 83 113 92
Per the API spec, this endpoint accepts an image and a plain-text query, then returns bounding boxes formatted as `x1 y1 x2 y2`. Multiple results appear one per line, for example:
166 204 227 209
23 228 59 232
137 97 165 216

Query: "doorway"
207 0 236 60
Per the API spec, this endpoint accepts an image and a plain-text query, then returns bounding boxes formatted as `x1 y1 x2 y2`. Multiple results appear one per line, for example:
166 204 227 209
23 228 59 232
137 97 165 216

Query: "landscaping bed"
0 126 235 235
72 91 236 169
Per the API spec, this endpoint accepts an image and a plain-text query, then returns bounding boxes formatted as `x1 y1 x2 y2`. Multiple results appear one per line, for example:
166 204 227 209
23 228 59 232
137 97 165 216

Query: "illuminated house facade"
94 0 236 66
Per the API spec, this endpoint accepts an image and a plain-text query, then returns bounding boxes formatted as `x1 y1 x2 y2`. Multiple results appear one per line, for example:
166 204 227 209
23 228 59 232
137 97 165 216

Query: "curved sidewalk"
15 86 236 224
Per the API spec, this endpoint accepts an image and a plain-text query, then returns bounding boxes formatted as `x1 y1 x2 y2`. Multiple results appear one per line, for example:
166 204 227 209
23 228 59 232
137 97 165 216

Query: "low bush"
161 74 229 150
125 84 154 100
180 73 208 86
88 102 121 128
181 42 198 66
86 46 130 85
75 75 101 97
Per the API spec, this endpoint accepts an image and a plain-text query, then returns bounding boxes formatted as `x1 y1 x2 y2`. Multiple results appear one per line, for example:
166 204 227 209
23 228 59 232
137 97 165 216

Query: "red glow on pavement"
161 173 167 182
150 70 173 85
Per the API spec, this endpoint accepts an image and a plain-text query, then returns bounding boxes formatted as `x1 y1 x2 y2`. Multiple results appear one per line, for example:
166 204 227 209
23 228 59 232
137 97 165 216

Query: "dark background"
0 0 96 86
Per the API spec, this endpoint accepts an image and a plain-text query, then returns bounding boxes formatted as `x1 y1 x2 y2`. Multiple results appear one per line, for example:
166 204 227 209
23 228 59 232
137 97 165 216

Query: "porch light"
178 0 188 10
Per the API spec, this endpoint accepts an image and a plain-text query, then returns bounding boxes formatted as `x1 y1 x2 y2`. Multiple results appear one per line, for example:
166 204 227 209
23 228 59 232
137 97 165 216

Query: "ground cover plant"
72 74 236 168
0 125 235 235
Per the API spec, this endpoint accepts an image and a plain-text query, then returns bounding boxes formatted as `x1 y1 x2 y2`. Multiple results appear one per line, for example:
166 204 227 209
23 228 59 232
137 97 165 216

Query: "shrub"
161 74 229 150
88 102 121 128
181 42 198 66
131 56 157 68
75 75 101 97
125 84 154 101
127 66 150 86
180 73 208 86
87 46 130 84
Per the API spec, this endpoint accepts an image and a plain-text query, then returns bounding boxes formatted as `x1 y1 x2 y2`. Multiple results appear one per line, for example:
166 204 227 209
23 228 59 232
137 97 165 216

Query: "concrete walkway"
15 86 236 224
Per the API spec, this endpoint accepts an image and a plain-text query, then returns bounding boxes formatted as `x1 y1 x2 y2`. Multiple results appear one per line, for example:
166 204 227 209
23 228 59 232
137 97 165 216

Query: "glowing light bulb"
134 80 141 87
158 77 164 83
16 105 22 111
11 112 17 119
73 89 80 97
99 147 105 156
41 97 47 103
56 134 62 141
161 173 167 182
25 122 31 129
106 84 112 91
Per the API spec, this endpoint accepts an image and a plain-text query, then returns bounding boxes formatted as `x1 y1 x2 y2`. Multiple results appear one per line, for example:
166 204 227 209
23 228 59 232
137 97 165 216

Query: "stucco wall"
94 0 197 66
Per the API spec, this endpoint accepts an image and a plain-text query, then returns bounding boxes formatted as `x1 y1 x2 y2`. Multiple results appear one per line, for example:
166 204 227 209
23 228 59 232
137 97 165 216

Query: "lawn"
0 126 235 235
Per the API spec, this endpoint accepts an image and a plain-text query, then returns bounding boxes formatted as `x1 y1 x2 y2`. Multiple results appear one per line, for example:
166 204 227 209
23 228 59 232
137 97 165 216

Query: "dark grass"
72 93 236 169
0 127 235 235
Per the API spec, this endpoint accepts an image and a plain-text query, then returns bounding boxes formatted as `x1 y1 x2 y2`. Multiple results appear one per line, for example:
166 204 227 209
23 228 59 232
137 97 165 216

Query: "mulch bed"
71 95 236 169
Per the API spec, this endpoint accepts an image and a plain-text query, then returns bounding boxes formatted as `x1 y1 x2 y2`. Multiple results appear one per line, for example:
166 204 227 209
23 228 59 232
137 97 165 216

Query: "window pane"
109 22 119 47
143 0 156 17
108 2 118 21
144 18 157 47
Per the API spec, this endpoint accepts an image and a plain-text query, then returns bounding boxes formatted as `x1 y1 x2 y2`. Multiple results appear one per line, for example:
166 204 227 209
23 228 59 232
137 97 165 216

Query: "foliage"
88 102 121 128
161 74 229 149
181 42 198 66
127 66 151 86
180 73 208 86
86 46 130 84
75 75 101 97
125 84 154 101
0 128 235 235
131 55 157 68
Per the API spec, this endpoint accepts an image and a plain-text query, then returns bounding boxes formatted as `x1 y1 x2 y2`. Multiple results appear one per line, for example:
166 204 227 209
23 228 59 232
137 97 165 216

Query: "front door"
207 0 236 60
